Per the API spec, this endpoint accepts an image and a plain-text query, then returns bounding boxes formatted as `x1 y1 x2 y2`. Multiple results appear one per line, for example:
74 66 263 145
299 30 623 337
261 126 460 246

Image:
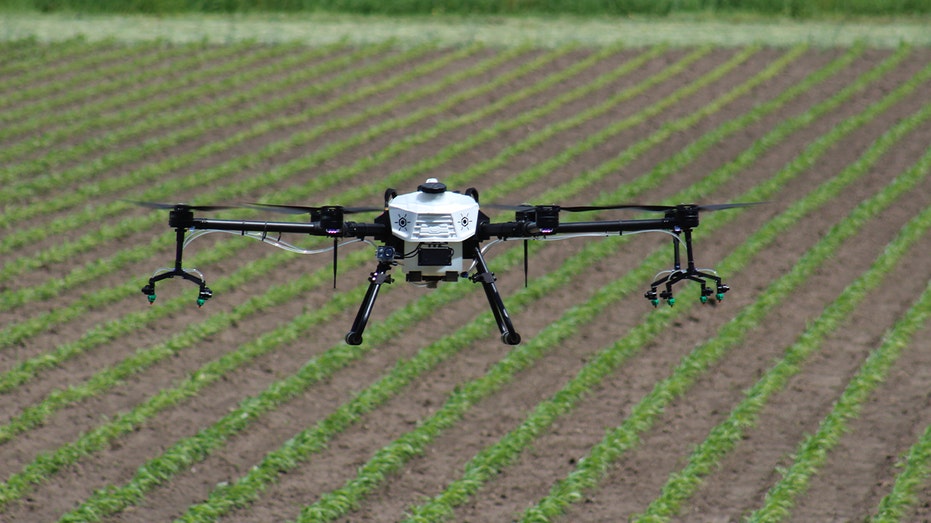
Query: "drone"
138 178 759 346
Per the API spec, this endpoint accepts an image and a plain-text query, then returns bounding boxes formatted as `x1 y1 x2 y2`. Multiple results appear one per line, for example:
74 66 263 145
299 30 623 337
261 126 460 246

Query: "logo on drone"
395 214 409 231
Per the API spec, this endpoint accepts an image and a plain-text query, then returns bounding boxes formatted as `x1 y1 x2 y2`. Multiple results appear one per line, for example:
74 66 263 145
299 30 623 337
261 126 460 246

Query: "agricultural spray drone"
138 178 758 345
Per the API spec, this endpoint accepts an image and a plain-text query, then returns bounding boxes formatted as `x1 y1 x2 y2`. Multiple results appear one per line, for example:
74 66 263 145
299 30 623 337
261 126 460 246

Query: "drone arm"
479 217 680 240
552 218 677 235
189 218 390 240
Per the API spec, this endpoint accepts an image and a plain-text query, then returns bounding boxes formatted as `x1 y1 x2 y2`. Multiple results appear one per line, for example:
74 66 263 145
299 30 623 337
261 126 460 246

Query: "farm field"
1 29 931 523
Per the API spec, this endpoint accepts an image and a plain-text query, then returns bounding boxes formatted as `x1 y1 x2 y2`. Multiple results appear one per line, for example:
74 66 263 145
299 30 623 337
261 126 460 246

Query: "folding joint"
369 271 393 285
470 271 496 284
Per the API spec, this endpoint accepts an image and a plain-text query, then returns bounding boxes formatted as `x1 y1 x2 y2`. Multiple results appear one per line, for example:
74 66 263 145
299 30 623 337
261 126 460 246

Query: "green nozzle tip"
147 294 156 304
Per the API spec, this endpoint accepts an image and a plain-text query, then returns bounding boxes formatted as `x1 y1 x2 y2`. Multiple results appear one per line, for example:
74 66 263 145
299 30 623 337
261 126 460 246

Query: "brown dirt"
1 41 930 523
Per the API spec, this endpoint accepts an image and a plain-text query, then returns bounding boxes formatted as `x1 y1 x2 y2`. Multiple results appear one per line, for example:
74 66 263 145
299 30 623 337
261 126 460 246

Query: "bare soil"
1 41 930 522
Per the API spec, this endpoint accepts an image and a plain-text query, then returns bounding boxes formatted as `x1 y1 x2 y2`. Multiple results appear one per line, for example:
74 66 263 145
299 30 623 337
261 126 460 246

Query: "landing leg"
471 246 521 345
346 261 393 345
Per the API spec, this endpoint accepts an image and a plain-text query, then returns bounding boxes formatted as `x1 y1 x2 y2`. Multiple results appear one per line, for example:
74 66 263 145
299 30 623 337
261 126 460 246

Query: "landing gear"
345 247 396 346
470 245 521 345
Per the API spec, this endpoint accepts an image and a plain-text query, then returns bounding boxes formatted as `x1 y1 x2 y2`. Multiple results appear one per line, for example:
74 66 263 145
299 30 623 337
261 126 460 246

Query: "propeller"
128 201 240 212
247 203 382 215
489 202 765 213
598 202 767 212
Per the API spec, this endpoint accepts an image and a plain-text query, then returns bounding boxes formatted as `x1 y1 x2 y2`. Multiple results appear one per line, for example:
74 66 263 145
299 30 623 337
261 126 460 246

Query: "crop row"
0 42 431 232
523 56 931 523
749 204 931 521
415 74 931 523
0 43 531 302
342 53 931 523
4 42 628 372
58 47 924 516
0 43 654 347
5 50 756 516
0 40 317 184
0 39 170 119
631 125 931 523
5 43 764 516
2 40 929 522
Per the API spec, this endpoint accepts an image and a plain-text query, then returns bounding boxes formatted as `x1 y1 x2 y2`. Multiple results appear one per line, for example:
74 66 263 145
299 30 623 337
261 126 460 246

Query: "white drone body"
386 178 480 282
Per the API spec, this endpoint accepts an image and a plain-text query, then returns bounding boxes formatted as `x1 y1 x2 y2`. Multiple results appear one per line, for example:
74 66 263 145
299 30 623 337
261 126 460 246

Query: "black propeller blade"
247 203 382 215
128 201 239 212
564 202 767 212
490 202 766 213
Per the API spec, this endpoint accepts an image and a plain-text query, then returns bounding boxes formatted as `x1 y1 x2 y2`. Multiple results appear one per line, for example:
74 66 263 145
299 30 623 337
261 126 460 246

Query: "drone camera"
376 245 396 262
